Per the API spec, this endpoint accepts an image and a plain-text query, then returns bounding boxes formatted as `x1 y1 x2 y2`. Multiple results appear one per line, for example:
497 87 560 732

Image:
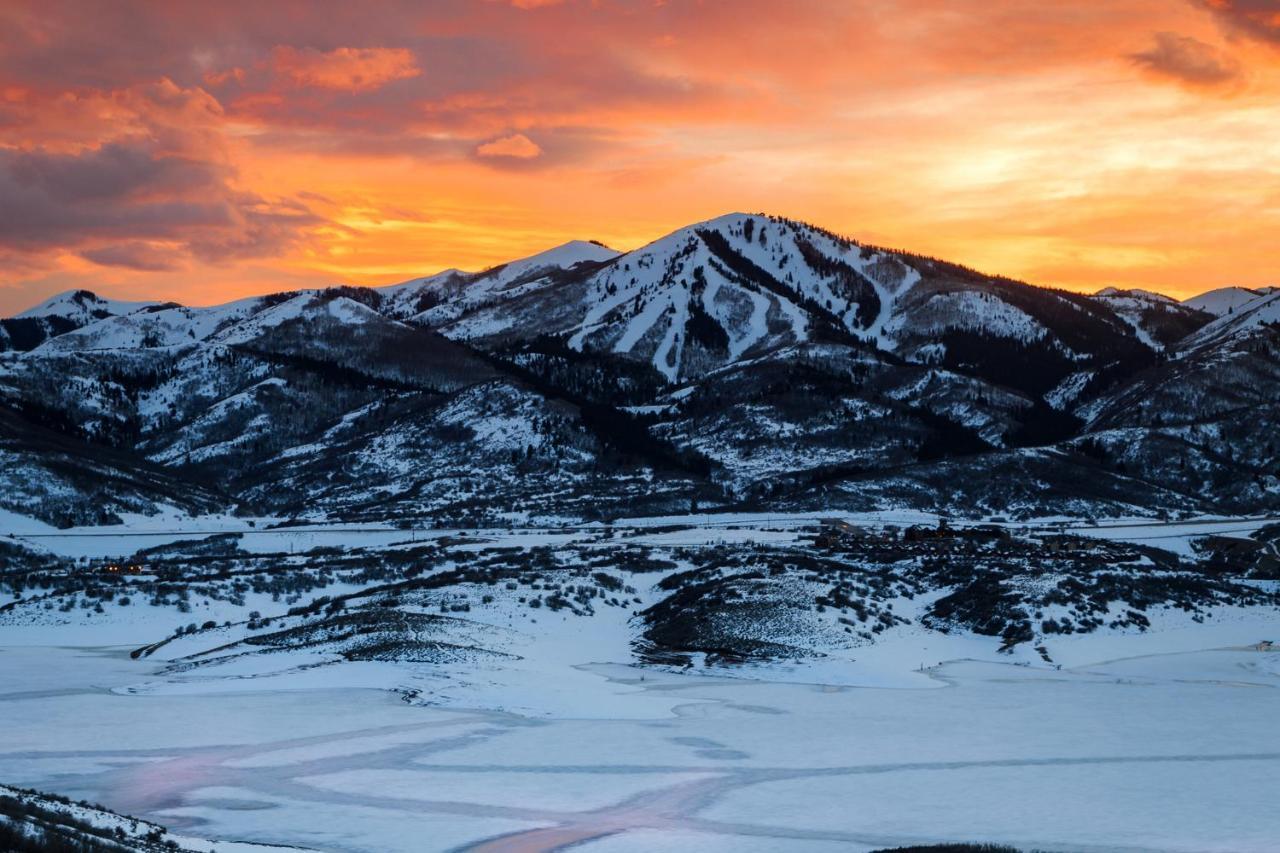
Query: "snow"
890 289 1045 343
1184 285 1269 316
14 289 156 321
1094 286 1176 304
0 507 60 535
650 305 686 382
1095 293 1163 349
490 239 619 279
208 293 322 345
613 289 678 355
9 508 1275 566
1044 369 1094 410
17 637 1269 850
4 508 1280 850
863 263 918 349
580 830 864 852
1186 288 1280 349
5 211 1280 849
704 747 1279 852
394 240 617 299
11 642 1274 851
0 781 296 853
567 216 833 379
726 283 772 358
299 768 715 813
434 382 546 452
29 293 282 353
381 239 619 330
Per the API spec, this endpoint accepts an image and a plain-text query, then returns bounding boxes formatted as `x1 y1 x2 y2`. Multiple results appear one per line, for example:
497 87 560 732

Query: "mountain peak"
15 289 156 321
1093 287 1175 304
494 239 620 275
1183 286 1267 316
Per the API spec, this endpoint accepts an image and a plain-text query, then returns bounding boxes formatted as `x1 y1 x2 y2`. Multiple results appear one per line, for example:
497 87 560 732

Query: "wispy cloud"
270 46 420 92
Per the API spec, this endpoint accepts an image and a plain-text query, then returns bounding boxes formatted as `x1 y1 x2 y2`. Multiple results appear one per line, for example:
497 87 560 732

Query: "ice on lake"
1 643 1278 852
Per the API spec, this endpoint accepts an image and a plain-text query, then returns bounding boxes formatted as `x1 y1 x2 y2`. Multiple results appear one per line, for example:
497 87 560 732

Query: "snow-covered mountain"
0 289 156 353
1089 287 1211 351
1184 285 1277 316
16 288 156 322
1 213 1275 527
1181 286 1280 349
414 213 1159 387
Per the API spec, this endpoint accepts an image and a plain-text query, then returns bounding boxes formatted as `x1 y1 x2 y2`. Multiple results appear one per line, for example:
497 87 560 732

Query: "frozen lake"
1 644 1278 852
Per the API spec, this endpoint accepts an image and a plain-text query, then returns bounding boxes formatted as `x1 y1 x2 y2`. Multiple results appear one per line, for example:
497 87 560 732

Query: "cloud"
269 46 421 91
0 78 329 269
185 193 328 263
2 0 1280 313
79 241 185 271
1194 0 1280 47
7 140 228 204
0 142 231 251
1130 31 1244 86
0 142 325 264
475 132 543 159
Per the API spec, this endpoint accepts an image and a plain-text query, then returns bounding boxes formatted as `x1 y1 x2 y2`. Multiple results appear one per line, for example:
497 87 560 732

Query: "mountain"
1184 285 1277 316
1089 288 1212 351
0 289 156 353
1 213 1276 527
380 238 620 327
1181 287 1280 349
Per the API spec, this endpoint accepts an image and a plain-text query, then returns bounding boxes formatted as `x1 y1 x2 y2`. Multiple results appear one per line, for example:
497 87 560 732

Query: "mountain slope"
0 403 224 526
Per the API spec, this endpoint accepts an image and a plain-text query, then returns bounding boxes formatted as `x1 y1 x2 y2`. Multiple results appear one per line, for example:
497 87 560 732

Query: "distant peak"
1183 286 1268 316
14 289 101 317
1093 287 1175 304
14 289 156 320
497 239 621 272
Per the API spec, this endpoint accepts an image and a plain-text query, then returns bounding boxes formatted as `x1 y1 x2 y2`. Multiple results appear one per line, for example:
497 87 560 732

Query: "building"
819 518 868 536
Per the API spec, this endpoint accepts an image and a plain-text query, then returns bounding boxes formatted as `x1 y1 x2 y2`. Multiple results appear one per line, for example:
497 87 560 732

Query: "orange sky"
1 0 1278 314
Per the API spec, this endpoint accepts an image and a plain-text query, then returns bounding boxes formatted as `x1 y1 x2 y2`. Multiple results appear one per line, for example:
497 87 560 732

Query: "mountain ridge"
2 212 1276 527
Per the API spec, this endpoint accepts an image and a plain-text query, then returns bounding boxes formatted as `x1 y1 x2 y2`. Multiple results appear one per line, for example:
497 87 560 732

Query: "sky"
1 0 1279 314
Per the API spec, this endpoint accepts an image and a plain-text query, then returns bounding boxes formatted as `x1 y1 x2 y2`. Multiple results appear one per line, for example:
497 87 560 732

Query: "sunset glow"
2 0 1278 313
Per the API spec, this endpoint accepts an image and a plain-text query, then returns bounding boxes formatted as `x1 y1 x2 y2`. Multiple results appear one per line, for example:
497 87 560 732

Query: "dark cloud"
1193 0 1280 47
0 64 331 271
0 152 230 252
185 194 328 263
8 141 227 203
79 242 185 271
1130 31 1244 86
0 136 326 266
